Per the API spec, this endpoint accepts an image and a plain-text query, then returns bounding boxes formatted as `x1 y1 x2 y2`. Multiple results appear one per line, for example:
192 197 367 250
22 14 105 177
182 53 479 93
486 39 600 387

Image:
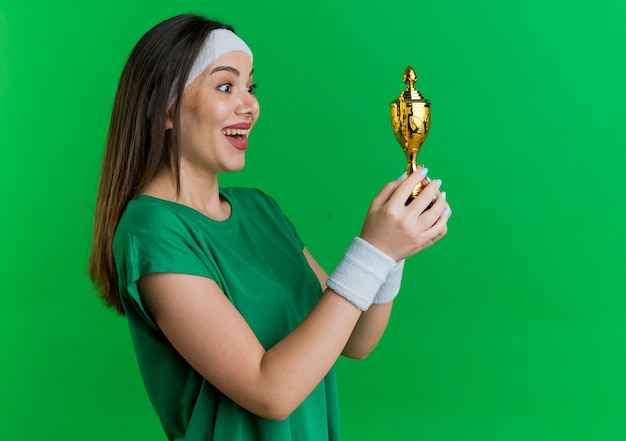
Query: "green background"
1 0 625 439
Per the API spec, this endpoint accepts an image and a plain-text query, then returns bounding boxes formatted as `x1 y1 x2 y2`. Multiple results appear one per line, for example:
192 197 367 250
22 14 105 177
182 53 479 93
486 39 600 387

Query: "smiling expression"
171 51 260 176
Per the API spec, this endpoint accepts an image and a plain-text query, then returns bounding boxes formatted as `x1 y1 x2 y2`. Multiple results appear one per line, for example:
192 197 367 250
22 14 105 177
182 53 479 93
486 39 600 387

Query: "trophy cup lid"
399 65 429 104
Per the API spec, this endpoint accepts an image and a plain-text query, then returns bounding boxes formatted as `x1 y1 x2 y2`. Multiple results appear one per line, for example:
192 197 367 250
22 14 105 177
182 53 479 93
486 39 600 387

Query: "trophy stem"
404 149 426 198
404 149 419 175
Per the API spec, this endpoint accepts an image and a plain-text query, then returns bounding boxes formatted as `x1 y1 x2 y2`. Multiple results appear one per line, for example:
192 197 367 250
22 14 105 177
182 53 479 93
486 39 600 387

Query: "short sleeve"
113 203 216 328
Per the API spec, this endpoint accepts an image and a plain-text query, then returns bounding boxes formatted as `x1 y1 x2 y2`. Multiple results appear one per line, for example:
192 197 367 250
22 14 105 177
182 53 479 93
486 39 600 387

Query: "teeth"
222 128 249 136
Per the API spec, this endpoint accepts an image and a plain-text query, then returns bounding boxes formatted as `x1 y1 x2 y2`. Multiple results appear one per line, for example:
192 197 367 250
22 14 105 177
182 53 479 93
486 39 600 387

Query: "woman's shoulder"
223 186 279 209
117 195 188 236
222 186 268 200
224 187 297 233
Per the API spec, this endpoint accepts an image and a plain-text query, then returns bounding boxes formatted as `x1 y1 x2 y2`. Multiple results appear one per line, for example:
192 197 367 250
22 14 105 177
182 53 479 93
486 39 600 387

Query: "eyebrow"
209 66 254 77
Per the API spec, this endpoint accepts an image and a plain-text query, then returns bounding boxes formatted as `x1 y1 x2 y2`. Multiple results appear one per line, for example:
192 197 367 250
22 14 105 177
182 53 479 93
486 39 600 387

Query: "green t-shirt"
113 187 340 441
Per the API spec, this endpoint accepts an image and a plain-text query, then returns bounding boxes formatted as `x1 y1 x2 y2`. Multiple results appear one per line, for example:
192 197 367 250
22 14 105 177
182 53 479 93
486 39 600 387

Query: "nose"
236 91 260 118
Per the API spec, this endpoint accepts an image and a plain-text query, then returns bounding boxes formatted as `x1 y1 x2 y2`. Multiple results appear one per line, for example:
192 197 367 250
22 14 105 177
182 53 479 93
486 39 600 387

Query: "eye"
217 83 232 93
247 83 258 95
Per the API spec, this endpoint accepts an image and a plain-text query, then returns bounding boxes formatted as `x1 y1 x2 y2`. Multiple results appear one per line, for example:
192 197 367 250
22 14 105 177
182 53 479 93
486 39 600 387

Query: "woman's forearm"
342 302 393 359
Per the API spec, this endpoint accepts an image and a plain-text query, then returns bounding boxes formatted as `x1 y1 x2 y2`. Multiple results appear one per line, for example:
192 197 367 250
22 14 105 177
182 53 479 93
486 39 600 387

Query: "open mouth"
223 127 250 150
222 128 249 139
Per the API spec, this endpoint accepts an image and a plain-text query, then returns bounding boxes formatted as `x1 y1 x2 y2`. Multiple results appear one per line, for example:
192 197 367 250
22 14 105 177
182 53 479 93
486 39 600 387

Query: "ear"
165 115 173 130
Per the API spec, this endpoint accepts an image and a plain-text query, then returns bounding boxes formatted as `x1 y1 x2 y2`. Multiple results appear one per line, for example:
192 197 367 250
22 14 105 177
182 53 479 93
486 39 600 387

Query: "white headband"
184 28 253 88
152 29 253 116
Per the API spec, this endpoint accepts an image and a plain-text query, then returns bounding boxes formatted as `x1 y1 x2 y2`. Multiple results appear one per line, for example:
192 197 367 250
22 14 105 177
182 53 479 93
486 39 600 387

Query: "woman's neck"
141 164 231 221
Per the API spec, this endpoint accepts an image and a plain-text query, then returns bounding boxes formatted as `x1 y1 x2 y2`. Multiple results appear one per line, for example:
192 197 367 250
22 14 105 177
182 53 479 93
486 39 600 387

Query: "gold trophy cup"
391 66 431 198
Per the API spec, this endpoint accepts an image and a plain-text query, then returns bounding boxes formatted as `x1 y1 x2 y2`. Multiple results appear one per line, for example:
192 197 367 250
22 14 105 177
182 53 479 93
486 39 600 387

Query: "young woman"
89 13 451 441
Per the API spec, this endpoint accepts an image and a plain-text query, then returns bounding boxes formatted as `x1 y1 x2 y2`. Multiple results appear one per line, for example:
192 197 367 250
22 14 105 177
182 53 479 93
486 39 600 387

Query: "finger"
418 190 451 229
387 167 429 207
418 222 448 252
421 201 451 238
369 178 404 211
407 178 442 215
370 166 426 210
416 196 446 230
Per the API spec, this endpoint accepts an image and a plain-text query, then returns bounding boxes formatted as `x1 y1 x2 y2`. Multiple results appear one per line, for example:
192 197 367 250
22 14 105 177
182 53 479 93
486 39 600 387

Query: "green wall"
2 0 625 439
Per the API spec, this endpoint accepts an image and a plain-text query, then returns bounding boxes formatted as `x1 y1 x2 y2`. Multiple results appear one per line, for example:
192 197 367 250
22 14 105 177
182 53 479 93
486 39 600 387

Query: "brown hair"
89 14 235 314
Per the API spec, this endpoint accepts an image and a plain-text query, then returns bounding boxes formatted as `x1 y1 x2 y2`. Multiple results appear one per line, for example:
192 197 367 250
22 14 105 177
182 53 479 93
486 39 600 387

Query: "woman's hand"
359 167 451 261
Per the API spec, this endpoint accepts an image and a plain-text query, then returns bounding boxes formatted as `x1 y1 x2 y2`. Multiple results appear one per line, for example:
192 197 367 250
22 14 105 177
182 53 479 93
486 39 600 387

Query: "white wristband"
326 237 397 311
372 259 405 304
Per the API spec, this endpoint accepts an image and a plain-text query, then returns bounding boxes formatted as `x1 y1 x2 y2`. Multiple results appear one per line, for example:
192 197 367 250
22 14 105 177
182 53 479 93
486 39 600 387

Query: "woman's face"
174 50 260 176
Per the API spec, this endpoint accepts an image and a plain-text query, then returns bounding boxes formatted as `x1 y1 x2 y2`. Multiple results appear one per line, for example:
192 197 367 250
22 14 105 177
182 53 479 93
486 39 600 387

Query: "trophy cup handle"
391 103 400 133
391 102 406 148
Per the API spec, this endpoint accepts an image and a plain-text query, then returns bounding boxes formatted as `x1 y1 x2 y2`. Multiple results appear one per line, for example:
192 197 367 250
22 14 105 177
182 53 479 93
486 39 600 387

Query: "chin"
222 159 246 173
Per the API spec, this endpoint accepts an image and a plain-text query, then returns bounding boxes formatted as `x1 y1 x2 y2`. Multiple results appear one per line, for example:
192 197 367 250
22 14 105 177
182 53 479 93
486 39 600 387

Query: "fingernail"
426 177 432 183
420 167 429 177
445 207 451 216
396 172 407 180
436 179 442 187
441 191 447 200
